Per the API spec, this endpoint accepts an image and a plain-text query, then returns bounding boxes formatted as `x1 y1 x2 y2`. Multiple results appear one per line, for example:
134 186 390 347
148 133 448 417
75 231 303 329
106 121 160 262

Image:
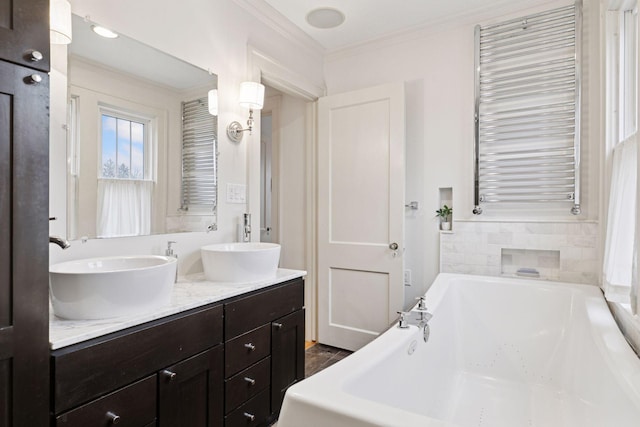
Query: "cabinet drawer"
225 325 270 377
225 356 270 414
225 278 304 339
53 304 223 413
55 375 156 427
224 389 270 427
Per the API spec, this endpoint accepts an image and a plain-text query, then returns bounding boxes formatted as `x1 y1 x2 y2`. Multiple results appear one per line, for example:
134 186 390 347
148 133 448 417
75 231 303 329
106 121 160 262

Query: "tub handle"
397 311 410 329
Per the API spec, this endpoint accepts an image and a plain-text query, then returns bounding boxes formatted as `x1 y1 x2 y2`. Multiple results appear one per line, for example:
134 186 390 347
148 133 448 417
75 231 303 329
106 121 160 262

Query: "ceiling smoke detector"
306 7 345 29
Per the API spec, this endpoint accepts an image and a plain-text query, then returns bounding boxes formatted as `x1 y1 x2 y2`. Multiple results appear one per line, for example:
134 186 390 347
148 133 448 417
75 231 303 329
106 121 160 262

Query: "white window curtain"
97 179 153 238
603 133 638 311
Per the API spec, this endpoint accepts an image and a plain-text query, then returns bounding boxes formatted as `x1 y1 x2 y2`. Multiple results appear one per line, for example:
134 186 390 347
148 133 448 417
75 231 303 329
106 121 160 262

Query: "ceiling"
263 0 562 51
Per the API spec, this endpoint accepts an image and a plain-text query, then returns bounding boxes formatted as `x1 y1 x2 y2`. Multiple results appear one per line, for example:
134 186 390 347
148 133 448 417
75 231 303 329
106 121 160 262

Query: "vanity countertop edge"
49 268 307 350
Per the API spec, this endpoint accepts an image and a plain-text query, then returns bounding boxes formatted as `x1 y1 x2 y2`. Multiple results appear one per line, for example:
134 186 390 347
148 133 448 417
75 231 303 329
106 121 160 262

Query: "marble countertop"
49 268 306 350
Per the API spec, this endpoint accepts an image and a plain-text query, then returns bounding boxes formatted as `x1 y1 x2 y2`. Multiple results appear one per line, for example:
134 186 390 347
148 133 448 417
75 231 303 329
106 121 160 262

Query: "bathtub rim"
278 273 640 427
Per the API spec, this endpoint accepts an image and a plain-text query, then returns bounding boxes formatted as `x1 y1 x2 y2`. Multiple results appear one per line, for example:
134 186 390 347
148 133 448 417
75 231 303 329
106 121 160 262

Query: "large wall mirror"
64 14 218 240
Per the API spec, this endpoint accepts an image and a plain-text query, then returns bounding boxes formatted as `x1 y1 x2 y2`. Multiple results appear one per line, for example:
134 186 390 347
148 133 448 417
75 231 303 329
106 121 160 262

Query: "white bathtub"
278 274 640 427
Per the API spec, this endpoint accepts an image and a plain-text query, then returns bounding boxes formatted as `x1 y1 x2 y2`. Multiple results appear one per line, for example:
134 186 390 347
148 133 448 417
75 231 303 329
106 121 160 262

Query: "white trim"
231 0 325 55
326 0 568 61
246 45 321 341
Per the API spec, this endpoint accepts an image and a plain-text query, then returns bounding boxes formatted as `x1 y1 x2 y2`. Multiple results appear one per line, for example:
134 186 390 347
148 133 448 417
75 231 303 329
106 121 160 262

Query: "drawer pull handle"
162 369 177 381
27 74 42 84
244 343 256 351
29 50 43 62
243 412 256 421
244 377 256 385
273 322 283 330
106 411 121 424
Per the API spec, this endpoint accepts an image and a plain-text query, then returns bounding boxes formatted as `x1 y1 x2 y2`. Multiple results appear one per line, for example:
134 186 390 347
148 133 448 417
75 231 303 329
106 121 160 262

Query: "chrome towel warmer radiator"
473 1 582 215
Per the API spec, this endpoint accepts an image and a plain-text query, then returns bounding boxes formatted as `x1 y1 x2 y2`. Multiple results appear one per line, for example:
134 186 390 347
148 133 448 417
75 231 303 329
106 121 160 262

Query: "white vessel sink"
49 255 177 320
201 242 281 283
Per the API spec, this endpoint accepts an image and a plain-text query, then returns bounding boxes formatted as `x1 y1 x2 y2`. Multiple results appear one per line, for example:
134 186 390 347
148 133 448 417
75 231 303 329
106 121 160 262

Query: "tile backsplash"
439 221 599 285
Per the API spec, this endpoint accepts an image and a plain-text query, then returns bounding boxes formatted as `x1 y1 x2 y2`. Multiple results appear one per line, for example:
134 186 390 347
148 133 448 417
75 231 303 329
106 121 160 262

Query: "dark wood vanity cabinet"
52 304 225 426
0 1 51 423
50 278 305 427
0 0 50 71
223 278 305 426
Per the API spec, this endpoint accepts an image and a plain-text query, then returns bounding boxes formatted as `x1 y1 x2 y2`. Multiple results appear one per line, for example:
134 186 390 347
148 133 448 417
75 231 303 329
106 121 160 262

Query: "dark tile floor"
304 343 352 377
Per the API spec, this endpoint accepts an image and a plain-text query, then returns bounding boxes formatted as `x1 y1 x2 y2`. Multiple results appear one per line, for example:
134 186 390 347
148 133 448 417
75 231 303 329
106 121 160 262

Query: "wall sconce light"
208 89 218 116
50 0 73 44
227 81 265 143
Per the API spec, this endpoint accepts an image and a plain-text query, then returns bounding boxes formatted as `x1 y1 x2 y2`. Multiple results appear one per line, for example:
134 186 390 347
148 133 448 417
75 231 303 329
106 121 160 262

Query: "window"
603 1 638 311
97 107 154 238
100 111 151 180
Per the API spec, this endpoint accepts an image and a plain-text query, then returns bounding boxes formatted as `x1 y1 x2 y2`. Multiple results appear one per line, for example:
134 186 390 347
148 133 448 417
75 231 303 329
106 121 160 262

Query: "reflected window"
100 112 149 179
97 107 154 238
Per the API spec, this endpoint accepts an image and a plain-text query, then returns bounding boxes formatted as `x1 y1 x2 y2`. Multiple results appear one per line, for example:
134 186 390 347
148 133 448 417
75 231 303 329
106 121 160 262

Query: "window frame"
98 105 155 182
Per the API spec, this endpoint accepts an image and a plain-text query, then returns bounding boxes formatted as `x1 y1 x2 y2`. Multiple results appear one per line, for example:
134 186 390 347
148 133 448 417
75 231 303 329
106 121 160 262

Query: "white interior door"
317 82 405 351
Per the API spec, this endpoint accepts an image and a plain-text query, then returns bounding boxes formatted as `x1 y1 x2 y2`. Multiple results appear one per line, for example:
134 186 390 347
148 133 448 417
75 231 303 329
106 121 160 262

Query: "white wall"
324 0 602 307
51 0 324 271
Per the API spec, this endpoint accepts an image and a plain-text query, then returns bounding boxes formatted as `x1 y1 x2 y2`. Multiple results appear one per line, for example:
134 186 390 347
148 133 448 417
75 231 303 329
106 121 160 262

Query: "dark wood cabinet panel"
0 0 50 71
225 325 271 378
52 304 223 413
0 59 49 427
158 346 224 427
271 309 305 414
224 389 270 427
225 356 270 414
55 376 157 427
225 279 303 339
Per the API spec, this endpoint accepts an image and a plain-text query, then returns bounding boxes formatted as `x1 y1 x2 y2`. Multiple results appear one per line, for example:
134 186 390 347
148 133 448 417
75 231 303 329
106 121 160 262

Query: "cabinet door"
158 346 224 427
0 60 50 427
0 0 50 71
271 309 305 414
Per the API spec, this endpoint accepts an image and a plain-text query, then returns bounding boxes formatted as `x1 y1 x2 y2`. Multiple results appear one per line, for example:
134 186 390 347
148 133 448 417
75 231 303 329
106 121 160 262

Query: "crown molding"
231 0 326 56
325 0 566 62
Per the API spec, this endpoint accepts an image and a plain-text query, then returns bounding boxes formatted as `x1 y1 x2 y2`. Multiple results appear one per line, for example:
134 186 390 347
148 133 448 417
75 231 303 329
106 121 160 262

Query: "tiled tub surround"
49 269 306 349
440 221 599 284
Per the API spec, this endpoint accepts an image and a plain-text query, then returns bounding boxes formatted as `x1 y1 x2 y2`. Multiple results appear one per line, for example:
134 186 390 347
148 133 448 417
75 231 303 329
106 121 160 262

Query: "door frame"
246 45 325 341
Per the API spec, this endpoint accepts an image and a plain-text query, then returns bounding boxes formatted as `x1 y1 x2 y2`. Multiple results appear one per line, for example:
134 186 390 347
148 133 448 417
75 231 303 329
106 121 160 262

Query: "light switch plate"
226 183 246 204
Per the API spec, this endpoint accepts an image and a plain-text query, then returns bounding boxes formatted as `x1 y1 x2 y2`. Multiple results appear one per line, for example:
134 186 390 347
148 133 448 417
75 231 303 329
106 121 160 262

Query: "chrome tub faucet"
397 296 433 342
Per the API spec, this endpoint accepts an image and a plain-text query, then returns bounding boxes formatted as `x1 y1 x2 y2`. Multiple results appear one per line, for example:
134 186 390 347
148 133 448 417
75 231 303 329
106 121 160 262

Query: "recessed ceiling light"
91 25 119 39
306 8 345 29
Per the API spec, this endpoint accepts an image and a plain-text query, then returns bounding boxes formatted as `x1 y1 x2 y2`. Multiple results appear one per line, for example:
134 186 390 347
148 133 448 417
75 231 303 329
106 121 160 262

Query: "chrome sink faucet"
49 217 70 249
49 235 70 249
397 296 433 342
242 213 251 242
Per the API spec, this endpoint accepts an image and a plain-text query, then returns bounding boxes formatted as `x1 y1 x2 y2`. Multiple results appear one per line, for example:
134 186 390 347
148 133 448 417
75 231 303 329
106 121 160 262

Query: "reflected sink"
49 255 177 320
201 242 281 283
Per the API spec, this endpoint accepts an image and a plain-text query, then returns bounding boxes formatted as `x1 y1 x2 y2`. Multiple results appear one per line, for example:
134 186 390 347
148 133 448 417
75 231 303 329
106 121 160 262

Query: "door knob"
389 242 399 250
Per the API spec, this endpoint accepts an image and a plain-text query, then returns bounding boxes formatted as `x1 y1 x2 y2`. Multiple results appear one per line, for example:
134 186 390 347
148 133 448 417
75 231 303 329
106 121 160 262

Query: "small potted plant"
435 205 453 231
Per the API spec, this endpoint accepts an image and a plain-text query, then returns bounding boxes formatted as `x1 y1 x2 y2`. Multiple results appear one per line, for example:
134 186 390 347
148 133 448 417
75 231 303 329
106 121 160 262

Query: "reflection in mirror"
66 14 218 239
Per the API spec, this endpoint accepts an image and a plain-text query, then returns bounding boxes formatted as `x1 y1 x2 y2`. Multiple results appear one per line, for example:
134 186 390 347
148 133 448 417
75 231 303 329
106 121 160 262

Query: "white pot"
441 222 451 231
